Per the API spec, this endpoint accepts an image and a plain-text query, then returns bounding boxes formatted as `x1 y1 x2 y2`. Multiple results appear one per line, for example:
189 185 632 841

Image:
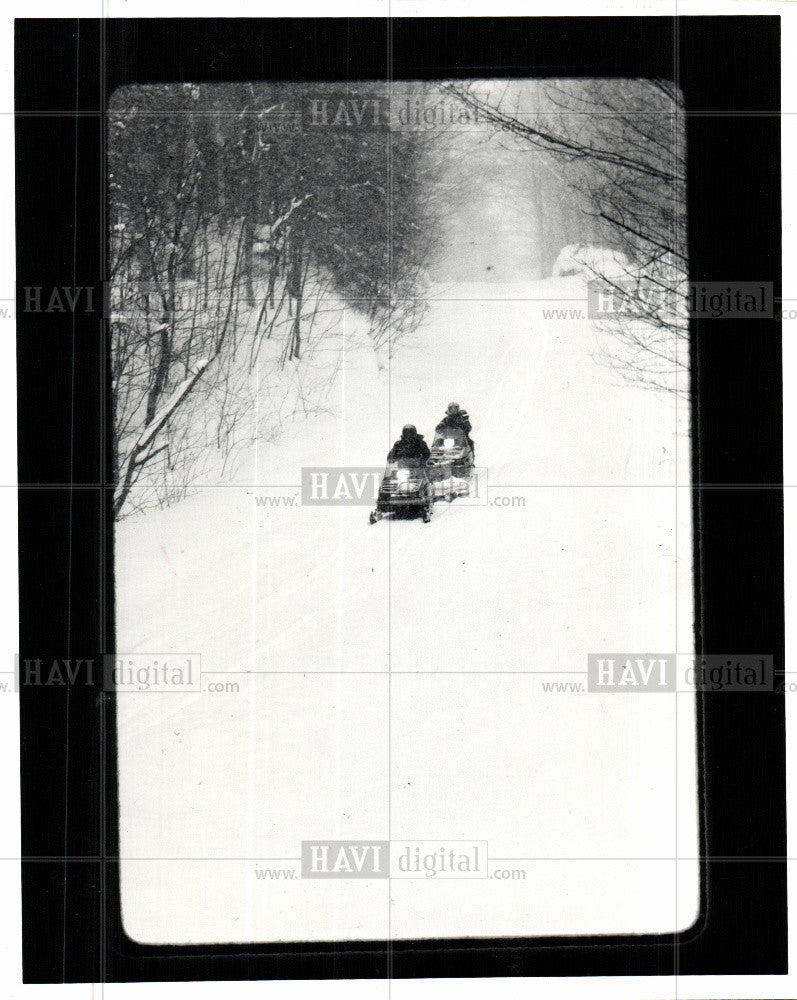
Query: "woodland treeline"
110 82 438 516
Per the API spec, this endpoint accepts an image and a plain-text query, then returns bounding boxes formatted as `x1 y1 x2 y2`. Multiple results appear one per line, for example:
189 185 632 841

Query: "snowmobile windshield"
389 457 427 472
433 426 467 448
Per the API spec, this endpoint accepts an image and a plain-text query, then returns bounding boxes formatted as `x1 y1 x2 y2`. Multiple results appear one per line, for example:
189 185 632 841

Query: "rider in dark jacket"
388 424 431 463
437 403 475 457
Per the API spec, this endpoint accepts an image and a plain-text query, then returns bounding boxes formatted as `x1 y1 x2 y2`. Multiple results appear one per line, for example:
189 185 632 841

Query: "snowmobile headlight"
444 438 455 449
396 469 410 482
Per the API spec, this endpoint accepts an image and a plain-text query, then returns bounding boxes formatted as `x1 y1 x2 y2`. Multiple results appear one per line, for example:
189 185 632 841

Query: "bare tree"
444 79 688 393
109 82 441 517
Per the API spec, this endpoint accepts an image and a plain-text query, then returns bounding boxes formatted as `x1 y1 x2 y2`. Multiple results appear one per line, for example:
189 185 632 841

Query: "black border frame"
16 15 785 983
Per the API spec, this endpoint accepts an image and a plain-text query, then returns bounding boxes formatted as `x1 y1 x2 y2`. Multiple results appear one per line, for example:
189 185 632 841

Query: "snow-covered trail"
118 279 684 671
115 278 698 944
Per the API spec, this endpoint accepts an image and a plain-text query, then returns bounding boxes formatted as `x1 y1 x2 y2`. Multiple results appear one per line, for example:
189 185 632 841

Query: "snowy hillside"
115 275 698 944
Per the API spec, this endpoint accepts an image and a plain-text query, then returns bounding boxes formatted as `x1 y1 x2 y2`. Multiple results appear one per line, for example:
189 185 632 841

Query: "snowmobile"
369 457 434 524
426 424 474 501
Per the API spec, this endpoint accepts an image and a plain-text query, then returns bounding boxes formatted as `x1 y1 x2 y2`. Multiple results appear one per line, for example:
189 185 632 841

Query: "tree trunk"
290 242 303 360
243 217 255 307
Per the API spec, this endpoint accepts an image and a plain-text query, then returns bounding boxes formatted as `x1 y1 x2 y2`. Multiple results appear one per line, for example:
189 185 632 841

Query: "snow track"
115 278 698 944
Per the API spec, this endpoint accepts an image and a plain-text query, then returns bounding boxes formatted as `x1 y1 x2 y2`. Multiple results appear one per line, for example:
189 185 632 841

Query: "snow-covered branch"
114 357 212 518
137 357 211 450
266 194 313 241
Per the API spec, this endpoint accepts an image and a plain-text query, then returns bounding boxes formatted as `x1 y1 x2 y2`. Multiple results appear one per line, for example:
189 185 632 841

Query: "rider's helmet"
446 402 460 415
401 424 417 439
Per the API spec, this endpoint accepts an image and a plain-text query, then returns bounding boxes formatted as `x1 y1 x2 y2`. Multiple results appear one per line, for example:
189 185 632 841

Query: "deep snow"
115 276 698 943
